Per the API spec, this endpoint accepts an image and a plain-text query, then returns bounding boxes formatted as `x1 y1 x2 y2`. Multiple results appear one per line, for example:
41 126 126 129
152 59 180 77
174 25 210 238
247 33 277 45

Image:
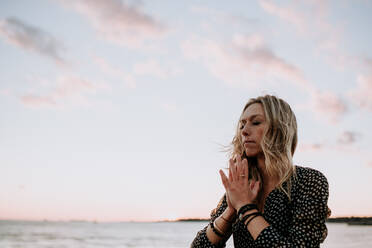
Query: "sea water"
1 220 371 247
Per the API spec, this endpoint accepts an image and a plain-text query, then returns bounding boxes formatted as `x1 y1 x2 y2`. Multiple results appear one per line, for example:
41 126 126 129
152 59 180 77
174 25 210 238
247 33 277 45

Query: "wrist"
221 207 236 223
236 201 255 213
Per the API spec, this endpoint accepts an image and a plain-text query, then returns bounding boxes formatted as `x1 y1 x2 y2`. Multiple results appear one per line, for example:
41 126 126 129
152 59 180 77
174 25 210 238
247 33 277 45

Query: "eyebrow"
240 114 264 122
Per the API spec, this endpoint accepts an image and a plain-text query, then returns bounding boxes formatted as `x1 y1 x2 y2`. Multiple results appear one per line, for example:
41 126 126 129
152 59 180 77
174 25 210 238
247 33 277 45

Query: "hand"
219 156 260 211
223 193 237 220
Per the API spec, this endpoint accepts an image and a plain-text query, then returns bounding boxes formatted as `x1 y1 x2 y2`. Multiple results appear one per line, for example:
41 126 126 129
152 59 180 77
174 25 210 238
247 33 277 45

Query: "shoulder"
293 166 329 198
294 165 328 184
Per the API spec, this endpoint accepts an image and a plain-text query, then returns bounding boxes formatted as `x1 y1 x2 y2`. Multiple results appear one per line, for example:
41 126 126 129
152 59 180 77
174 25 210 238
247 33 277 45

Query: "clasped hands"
219 156 261 214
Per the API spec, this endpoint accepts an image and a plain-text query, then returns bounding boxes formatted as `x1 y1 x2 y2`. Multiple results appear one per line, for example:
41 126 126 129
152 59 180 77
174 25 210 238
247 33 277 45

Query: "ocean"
0 220 371 247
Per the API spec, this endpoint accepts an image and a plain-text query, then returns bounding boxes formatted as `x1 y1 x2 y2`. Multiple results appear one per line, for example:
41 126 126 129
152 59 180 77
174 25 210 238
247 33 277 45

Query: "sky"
1 0 372 222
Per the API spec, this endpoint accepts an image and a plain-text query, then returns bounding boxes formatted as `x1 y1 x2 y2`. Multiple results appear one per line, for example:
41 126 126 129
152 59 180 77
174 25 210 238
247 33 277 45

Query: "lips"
243 140 255 145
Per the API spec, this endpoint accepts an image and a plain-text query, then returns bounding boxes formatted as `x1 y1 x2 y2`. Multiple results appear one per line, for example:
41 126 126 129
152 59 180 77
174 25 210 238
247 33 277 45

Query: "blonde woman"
191 95 329 247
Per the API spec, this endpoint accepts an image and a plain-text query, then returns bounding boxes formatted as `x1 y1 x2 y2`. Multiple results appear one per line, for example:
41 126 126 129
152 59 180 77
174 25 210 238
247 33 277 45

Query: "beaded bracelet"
210 221 224 237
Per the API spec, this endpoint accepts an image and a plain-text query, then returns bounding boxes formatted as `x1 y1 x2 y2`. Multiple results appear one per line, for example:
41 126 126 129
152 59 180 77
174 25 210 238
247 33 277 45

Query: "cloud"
297 143 323 152
92 55 182 88
0 17 65 65
308 90 347 123
348 74 372 111
190 5 258 28
259 0 306 33
21 95 57 108
181 34 308 89
337 131 359 145
57 0 166 48
92 55 136 88
20 76 108 109
297 130 372 167
133 59 182 79
259 0 347 69
0 89 11 96
161 103 178 112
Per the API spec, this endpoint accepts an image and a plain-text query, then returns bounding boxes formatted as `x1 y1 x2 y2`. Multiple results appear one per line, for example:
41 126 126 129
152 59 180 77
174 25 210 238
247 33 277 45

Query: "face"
239 103 267 157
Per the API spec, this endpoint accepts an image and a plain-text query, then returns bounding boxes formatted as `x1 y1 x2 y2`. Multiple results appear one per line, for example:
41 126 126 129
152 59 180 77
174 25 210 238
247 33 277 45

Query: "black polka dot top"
191 166 329 248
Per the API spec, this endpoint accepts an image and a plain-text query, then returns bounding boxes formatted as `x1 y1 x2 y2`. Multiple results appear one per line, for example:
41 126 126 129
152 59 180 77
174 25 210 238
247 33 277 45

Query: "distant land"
175 217 372 225
326 217 372 225
1 217 372 225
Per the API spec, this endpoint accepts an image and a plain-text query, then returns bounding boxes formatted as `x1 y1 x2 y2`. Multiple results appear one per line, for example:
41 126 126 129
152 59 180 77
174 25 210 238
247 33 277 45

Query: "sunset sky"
1 0 372 222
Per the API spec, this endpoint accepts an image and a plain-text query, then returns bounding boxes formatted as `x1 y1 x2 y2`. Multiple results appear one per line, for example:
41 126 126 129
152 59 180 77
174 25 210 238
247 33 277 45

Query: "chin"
244 149 262 158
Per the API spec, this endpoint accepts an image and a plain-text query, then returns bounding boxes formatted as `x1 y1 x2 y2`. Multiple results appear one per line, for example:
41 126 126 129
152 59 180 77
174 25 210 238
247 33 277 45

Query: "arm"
220 157 329 247
190 194 235 248
251 169 329 247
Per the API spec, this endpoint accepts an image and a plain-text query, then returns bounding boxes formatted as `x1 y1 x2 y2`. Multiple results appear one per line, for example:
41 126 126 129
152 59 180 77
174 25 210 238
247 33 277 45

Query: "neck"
256 154 279 188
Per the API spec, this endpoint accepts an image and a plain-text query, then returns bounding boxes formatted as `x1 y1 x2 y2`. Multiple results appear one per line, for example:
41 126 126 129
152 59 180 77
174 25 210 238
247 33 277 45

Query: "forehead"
241 103 265 120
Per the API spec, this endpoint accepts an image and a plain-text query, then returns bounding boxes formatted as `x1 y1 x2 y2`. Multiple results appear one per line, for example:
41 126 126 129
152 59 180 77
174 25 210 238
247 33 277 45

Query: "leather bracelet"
240 211 260 224
244 212 262 228
237 203 258 219
210 221 224 237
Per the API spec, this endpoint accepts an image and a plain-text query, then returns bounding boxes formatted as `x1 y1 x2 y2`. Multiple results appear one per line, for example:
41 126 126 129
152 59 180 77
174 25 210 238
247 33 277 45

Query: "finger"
252 181 261 196
229 158 234 181
231 158 238 182
242 159 248 185
219 170 229 190
236 156 245 180
250 179 256 190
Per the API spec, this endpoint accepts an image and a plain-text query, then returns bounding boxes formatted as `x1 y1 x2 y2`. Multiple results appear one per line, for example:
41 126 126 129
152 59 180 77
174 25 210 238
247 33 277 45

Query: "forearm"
243 211 270 240
206 208 236 244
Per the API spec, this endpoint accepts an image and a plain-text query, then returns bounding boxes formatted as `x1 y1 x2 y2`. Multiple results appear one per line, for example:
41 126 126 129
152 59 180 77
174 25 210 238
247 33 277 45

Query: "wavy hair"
230 95 298 200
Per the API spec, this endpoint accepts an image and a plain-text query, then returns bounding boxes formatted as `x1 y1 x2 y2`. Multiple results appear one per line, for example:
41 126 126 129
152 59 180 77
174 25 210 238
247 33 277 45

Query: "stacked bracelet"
210 221 224 237
237 203 258 221
220 215 234 224
240 211 260 225
244 212 262 228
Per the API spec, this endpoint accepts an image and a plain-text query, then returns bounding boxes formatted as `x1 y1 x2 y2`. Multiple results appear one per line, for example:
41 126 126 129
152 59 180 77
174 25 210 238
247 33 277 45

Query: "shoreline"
1 217 372 225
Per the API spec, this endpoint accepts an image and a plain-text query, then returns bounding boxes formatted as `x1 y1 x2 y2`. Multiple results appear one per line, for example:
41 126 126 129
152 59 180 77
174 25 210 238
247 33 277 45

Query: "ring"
240 174 245 177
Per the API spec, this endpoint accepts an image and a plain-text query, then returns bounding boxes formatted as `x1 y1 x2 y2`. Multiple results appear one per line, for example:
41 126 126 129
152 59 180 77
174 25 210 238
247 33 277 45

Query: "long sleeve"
190 194 233 248
253 168 329 248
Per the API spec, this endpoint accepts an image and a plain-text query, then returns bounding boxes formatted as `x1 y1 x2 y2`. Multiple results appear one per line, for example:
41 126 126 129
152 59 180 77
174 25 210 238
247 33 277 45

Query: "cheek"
257 128 265 141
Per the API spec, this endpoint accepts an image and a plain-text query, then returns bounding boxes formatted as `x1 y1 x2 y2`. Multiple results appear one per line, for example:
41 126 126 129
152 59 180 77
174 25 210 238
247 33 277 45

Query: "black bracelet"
244 212 262 228
237 203 258 216
210 221 224 238
240 211 260 224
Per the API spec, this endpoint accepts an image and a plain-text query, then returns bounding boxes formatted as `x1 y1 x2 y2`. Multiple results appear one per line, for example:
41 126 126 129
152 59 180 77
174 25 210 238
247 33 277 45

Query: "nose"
241 124 251 137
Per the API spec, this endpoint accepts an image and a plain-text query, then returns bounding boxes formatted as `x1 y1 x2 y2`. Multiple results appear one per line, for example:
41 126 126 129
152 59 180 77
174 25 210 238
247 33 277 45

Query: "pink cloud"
20 76 107 109
0 17 65 65
57 0 166 48
259 0 307 33
133 59 181 79
259 0 348 69
298 136 371 168
190 5 258 28
21 95 57 108
181 34 308 89
337 131 358 145
92 55 136 88
309 90 347 123
0 89 11 96
348 74 372 111
297 143 323 152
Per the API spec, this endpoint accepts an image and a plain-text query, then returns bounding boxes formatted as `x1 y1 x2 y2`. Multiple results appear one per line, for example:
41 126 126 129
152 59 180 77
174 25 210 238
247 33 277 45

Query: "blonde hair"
231 95 298 200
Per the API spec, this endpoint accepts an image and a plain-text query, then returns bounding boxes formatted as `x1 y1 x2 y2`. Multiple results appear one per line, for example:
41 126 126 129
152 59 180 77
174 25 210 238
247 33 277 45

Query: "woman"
191 95 329 248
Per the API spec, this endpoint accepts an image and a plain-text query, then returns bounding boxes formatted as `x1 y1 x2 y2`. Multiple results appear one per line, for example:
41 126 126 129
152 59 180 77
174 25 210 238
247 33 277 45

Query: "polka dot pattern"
190 166 329 248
